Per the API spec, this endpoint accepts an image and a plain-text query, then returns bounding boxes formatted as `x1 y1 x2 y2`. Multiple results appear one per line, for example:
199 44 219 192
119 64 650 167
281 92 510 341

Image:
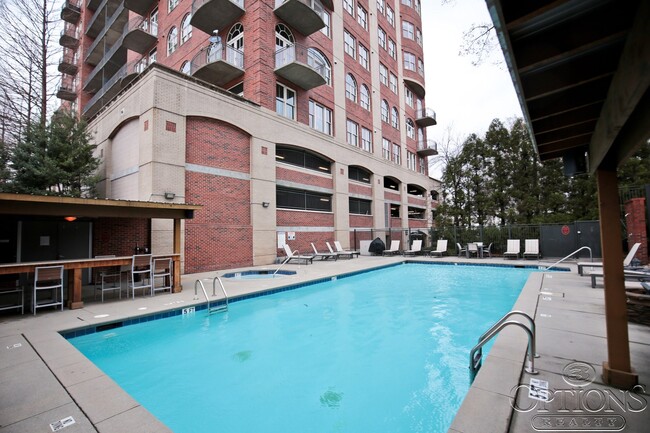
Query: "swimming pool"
69 263 537 433
222 269 297 279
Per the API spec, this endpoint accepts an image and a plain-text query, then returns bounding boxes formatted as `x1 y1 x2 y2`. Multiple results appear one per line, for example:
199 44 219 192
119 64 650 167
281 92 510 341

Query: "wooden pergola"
486 0 649 388
0 193 201 307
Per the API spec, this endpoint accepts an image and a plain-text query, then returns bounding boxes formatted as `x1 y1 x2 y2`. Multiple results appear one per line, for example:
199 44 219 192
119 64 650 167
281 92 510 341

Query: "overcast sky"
421 0 523 149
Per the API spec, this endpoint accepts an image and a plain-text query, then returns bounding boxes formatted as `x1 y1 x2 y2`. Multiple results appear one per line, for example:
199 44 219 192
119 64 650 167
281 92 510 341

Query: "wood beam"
596 169 638 388
589 1 650 171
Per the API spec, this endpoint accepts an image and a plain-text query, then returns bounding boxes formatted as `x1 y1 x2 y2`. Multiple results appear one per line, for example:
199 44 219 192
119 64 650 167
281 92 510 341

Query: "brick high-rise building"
58 0 440 272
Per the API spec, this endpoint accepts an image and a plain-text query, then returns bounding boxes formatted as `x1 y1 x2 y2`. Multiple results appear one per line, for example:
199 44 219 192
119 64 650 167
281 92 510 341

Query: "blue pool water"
70 263 537 433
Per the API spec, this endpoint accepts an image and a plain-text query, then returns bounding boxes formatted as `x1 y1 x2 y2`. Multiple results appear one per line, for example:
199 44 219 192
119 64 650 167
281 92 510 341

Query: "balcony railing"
416 139 438 157
57 77 77 101
415 108 437 127
274 43 327 90
59 23 80 49
122 16 158 54
58 48 79 75
191 43 245 87
83 60 140 117
61 0 81 23
85 4 127 65
274 0 325 36
190 0 245 34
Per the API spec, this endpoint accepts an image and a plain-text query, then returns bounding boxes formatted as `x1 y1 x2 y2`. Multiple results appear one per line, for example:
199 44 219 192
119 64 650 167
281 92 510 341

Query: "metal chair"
456 242 466 257
482 242 493 258
127 254 153 299
152 258 172 295
93 255 122 302
33 265 64 315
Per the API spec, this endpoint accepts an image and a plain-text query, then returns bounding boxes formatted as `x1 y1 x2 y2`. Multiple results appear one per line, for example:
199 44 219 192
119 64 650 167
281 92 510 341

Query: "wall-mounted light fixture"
164 192 175 200
64 216 77 222
262 202 270 208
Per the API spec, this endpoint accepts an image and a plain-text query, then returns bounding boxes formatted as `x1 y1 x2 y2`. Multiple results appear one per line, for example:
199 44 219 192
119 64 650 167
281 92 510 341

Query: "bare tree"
0 0 61 140
458 22 499 66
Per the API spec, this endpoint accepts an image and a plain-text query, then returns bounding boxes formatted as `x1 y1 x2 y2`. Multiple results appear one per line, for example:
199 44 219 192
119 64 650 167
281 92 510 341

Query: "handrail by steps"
545 246 592 271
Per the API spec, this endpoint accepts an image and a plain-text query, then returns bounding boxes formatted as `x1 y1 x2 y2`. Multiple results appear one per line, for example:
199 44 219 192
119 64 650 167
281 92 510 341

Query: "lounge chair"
523 239 540 259
429 239 448 257
311 243 338 261
383 240 401 256
577 243 641 276
503 239 520 259
456 243 466 257
403 240 422 256
589 268 650 288
282 244 314 265
334 241 360 258
326 242 356 259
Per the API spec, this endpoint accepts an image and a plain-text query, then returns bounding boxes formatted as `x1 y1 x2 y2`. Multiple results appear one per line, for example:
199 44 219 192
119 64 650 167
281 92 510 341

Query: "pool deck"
0 255 648 432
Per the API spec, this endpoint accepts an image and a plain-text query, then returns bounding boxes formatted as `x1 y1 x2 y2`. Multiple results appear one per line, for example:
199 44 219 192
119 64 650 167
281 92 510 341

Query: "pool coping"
2 256 646 432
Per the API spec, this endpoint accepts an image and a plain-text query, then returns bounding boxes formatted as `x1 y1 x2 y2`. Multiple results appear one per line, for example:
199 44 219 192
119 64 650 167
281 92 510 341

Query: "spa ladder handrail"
469 311 538 383
545 246 592 271
194 277 229 314
273 254 292 276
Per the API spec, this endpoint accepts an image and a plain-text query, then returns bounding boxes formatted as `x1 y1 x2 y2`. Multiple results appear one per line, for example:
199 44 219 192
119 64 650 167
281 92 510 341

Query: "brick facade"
625 197 648 264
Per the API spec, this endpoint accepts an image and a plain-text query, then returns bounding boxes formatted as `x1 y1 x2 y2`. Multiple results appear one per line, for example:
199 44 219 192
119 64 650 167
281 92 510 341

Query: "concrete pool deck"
0 255 648 432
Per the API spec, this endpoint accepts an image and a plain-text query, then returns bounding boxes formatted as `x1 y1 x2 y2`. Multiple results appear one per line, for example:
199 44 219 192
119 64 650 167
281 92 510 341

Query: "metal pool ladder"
545 246 592 271
194 276 229 314
469 310 538 382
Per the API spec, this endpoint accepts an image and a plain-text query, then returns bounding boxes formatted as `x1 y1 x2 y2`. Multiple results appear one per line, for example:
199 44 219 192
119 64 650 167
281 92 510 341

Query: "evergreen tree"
10 110 99 196
0 140 11 191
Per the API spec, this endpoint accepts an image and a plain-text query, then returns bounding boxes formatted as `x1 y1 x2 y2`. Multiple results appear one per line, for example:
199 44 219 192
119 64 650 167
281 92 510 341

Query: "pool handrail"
477 310 537 358
273 254 292 276
194 277 228 313
470 314 538 382
545 246 592 271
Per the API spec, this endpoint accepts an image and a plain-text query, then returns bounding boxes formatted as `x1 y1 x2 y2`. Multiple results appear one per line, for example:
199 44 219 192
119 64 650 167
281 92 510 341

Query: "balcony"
417 139 438 157
84 34 128 93
58 49 78 75
190 0 245 35
191 44 245 87
85 5 128 66
122 17 157 54
57 81 77 101
83 60 140 118
404 76 425 99
274 44 327 90
124 0 157 16
415 108 437 127
274 0 325 36
59 24 80 49
61 0 81 23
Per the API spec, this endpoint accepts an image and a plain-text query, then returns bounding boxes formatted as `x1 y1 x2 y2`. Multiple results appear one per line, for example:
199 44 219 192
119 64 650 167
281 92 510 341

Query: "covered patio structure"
487 0 649 387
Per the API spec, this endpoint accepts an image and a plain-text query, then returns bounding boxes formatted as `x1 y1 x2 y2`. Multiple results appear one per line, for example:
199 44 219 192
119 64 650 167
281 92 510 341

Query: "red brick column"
625 197 648 264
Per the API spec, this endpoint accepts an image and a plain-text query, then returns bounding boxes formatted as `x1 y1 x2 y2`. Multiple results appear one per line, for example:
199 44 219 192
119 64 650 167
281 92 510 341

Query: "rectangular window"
321 11 331 37
343 0 354 16
406 120 415 139
381 101 389 122
407 151 416 170
386 6 395 26
344 31 356 57
402 21 415 40
390 204 400 218
358 44 369 70
418 58 425 76
379 63 388 85
277 187 332 212
276 84 296 120
382 138 391 160
361 127 372 152
402 0 413 6
408 207 425 219
388 39 396 59
419 156 426 174
346 119 359 147
309 100 332 135
404 52 416 71
389 73 398 94
350 198 372 215
416 28 423 46
357 5 367 29
168 0 178 12
377 0 385 14
405 87 414 107
378 27 386 49
393 143 401 165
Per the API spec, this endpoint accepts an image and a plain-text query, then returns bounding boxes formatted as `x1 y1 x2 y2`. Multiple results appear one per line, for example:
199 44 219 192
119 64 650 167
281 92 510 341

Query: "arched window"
308 48 331 85
167 27 178 55
180 61 190 75
381 100 389 122
391 107 399 129
227 23 244 68
406 118 415 139
360 84 370 110
181 14 192 44
275 24 294 49
345 74 357 102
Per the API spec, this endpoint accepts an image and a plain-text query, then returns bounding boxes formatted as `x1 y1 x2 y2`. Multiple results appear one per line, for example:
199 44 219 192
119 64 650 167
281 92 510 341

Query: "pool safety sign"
50 416 75 431
529 378 550 401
